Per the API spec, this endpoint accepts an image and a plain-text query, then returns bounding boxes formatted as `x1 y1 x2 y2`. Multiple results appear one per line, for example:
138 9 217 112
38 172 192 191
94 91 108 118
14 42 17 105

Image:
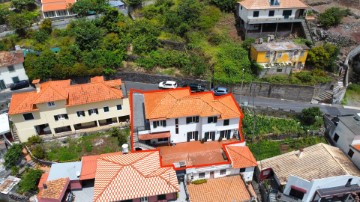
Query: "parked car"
159 81 177 89
10 80 29 91
211 87 229 96
183 83 206 92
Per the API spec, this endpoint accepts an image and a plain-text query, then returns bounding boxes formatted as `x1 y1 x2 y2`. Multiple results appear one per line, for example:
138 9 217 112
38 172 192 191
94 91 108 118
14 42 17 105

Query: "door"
210 171 214 179
0 80 5 90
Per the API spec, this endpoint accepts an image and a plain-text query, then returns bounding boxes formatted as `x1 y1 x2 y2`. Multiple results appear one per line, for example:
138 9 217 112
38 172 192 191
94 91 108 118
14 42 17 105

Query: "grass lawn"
342 84 360 106
248 136 327 160
45 132 122 162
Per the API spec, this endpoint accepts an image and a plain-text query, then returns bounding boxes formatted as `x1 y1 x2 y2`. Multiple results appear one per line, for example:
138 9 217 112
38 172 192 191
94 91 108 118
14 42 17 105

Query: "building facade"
236 0 309 38
0 51 28 90
41 0 76 18
8 76 130 142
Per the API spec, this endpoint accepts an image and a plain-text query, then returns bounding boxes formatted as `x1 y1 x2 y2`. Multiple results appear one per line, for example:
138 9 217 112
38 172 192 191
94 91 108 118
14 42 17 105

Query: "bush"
27 136 43 145
11 166 19 176
4 144 23 168
307 43 339 72
191 179 207 184
299 107 322 126
32 145 46 159
318 7 350 28
18 169 43 194
210 0 235 12
33 29 49 43
109 127 129 146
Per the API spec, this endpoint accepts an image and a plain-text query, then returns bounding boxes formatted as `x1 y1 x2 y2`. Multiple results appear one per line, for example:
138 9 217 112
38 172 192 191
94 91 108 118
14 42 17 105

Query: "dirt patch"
214 13 242 42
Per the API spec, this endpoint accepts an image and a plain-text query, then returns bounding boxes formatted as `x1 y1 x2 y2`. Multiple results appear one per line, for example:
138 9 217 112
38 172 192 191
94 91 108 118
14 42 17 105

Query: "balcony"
247 16 304 24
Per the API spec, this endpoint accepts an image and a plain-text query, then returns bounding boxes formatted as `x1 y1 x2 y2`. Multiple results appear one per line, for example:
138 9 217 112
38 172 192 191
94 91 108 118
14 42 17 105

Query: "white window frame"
153 120 166 128
77 111 85 117
140 197 148 202
55 114 68 121
88 108 98 116
47 102 55 107
188 131 198 140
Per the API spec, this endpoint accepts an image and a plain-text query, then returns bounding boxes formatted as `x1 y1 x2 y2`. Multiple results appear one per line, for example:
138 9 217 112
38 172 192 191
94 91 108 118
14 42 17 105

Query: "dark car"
183 83 206 92
211 87 229 96
10 80 29 91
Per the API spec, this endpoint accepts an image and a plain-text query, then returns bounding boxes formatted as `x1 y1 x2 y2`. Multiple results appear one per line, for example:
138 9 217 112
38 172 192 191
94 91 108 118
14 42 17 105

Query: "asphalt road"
125 81 360 116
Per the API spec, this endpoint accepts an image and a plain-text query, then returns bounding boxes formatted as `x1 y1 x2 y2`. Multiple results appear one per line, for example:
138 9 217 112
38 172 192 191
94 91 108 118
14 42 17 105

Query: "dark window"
333 133 339 142
283 10 292 18
269 10 275 16
277 69 283 73
224 119 229 126
77 111 85 117
240 168 246 172
186 116 199 124
253 11 259 17
12 76 19 83
187 131 199 141
348 149 354 158
158 194 166 200
88 108 98 115
208 116 218 123
153 120 166 128
204 131 215 141
23 113 34 120
289 188 305 199
7 65 14 72
116 105 122 110
54 114 68 121
346 178 353 187
220 130 231 139
103 106 109 112
158 138 169 142
199 173 205 178
220 169 226 175
175 119 179 134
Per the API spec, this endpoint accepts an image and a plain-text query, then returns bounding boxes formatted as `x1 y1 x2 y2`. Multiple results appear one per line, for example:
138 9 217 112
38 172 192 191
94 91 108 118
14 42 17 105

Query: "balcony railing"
247 16 304 24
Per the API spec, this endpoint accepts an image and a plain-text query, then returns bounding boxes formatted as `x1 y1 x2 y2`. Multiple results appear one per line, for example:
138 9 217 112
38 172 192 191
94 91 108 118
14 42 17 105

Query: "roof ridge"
149 93 177 119
216 95 241 116
321 143 351 175
228 146 257 165
158 171 180 192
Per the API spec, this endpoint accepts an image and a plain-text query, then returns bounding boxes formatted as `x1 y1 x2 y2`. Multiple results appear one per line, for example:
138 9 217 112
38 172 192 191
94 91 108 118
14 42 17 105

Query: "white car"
159 81 177 89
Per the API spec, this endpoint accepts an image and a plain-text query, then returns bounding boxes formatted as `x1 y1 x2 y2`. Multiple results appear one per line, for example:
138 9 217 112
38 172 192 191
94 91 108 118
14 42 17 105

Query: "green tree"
6 11 37 36
177 0 203 25
40 19 52 34
318 7 350 28
11 166 19 176
241 38 255 51
73 20 104 50
307 43 339 72
197 6 221 30
70 0 107 16
133 34 159 54
4 144 23 168
11 0 36 11
27 136 43 145
299 107 322 126
210 0 235 12
32 145 46 159
128 0 142 7
18 169 43 194
0 8 10 25
33 29 49 43
110 127 128 146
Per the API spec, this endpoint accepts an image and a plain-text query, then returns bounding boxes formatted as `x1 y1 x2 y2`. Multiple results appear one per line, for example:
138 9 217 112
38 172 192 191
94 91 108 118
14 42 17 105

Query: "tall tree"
73 20 104 50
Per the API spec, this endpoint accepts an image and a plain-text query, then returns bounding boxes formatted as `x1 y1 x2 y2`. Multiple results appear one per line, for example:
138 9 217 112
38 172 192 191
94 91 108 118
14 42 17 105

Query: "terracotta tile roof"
353 144 360 151
0 51 24 67
32 79 40 84
143 88 241 120
138 131 171 140
187 175 251 202
159 139 238 167
8 76 123 115
38 178 70 201
258 143 360 185
41 0 75 12
37 173 49 190
239 0 308 9
93 151 179 202
80 155 100 180
226 145 257 168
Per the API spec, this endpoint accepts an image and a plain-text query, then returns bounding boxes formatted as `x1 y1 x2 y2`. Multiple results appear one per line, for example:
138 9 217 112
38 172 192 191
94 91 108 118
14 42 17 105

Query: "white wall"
0 63 28 87
238 6 302 24
283 175 360 202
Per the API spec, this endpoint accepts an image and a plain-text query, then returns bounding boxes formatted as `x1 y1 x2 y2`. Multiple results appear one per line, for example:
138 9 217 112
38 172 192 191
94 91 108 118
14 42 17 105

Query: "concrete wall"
233 82 314 102
0 63 28 87
238 6 304 24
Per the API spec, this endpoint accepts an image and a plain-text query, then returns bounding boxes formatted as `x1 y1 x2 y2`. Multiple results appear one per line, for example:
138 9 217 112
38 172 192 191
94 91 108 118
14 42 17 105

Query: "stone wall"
233 82 315 102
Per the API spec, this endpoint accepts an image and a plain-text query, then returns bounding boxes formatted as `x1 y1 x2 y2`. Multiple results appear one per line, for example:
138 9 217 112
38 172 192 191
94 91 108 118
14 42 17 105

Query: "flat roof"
0 113 10 135
252 41 309 52
338 115 360 136
48 162 82 181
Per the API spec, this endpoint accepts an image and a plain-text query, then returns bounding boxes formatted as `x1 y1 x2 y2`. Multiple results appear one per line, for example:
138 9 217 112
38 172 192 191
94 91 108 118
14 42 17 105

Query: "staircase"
300 19 313 42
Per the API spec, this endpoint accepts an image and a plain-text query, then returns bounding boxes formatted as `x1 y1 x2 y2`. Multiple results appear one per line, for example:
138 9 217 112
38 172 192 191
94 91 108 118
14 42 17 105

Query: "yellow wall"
10 98 130 142
250 47 309 65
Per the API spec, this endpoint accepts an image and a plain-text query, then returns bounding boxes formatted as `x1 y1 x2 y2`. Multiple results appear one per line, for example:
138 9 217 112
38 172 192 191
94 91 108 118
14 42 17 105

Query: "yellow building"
8 76 130 142
250 41 309 74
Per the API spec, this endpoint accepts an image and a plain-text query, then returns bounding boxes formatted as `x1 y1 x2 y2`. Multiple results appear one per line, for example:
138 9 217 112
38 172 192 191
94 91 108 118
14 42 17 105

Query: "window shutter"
186 117 191 124
205 132 209 140
196 116 199 123
214 117 218 123
208 117 211 123
95 109 98 114
77 112 80 117
64 114 68 119
195 131 199 141
54 115 58 121
88 110 92 115
211 133 215 141
187 132 191 142
163 120 166 127
153 121 157 128
227 130 231 139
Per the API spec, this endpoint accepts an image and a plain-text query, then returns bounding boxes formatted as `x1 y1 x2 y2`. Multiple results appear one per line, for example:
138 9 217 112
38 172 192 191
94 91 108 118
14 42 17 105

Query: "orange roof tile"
38 173 49 189
138 131 170 140
239 0 308 9
143 88 241 120
226 145 257 168
0 51 24 67
187 175 251 202
8 76 123 115
353 144 360 151
38 178 70 201
80 155 100 181
93 151 179 202
32 79 40 84
42 0 75 12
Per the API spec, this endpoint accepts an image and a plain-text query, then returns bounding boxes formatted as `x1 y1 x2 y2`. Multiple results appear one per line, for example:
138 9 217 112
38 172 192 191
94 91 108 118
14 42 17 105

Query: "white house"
236 0 309 38
0 51 28 90
258 143 360 202
326 113 360 169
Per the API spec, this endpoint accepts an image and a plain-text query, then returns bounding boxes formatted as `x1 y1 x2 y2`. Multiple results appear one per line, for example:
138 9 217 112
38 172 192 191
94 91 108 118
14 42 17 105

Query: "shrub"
191 179 207 184
11 166 19 176
18 169 43 194
33 29 49 43
306 43 339 72
318 7 350 28
299 107 322 126
32 145 46 159
27 136 42 145
4 144 23 168
210 0 235 12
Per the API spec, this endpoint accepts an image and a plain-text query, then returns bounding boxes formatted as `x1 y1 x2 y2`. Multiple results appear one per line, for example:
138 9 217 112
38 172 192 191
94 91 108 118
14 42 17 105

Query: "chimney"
32 79 40 93
43 183 47 189
122 144 129 154
296 148 304 158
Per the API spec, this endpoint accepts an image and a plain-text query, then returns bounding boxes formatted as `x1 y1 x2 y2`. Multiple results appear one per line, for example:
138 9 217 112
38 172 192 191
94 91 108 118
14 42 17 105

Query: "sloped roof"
239 0 308 9
38 178 70 201
80 155 100 181
93 151 179 202
38 173 49 189
258 143 360 185
143 88 241 120
0 51 24 67
41 0 75 12
8 76 123 115
226 145 257 168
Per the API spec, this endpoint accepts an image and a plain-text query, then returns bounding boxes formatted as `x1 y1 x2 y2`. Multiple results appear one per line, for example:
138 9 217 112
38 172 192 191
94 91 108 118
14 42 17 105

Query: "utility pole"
239 68 245 105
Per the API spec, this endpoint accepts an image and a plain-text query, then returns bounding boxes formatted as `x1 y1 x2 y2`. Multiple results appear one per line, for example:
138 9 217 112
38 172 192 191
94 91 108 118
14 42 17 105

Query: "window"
175 118 179 134
44 11 55 18
77 111 85 117
199 173 205 178
269 10 275 16
88 108 98 116
300 51 305 57
23 113 34 120
282 10 292 18
253 11 259 17
7 65 14 72
54 114 68 121
220 130 231 139
240 168 246 172
116 105 122 110
346 178 353 186
12 76 19 83
204 131 215 141
57 10 67 16
289 187 305 199
223 119 229 126
186 116 199 124
277 52 282 58
103 106 109 112
140 197 148 202
240 6 242 10
153 120 166 128
208 116 218 123
158 138 169 142
157 195 166 200
47 102 55 107
333 133 339 142
276 69 283 73
220 169 226 175
266 52 270 58
348 149 354 158
187 131 199 141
